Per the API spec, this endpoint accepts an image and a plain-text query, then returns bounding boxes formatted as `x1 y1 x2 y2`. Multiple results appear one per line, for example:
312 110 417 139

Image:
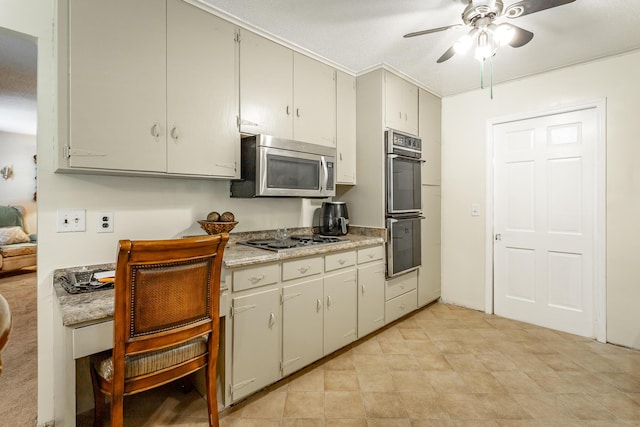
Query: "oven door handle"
387 154 426 163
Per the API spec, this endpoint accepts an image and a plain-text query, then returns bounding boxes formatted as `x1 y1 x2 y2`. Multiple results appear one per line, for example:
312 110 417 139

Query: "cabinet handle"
361 284 366 295
286 105 291 116
367 253 374 259
248 274 265 284
338 259 346 265
268 312 277 328
170 126 180 141
316 299 322 312
150 123 161 138
400 304 406 311
298 265 310 274
400 284 405 289
296 108 300 118
326 295 333 308
339 153 343 161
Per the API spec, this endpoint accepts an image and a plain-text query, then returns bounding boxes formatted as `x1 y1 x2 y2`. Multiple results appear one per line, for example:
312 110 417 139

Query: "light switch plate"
471 203 481 217
57 209 86 232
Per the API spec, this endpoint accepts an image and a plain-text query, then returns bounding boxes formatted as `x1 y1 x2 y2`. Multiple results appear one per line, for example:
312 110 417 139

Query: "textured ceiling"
200 0 640 96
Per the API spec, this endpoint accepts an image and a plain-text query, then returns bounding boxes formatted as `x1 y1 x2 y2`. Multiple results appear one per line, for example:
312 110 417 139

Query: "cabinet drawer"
325 251 356 272
357 245 384 264
385 270 418 301
233 263 280 292
282 257 323 281
72 321 114 359
385 289 417 324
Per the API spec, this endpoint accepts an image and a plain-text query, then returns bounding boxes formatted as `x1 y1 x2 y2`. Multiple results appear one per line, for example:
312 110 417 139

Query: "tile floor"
78 302 640 426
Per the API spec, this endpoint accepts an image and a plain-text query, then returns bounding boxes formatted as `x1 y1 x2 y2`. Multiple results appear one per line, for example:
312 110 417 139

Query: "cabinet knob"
150 124 161 139
170 126 180 141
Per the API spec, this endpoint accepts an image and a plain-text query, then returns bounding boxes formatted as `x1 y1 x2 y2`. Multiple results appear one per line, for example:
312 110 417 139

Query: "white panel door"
493 108 597 337
282 278 324 376
166 0 238 177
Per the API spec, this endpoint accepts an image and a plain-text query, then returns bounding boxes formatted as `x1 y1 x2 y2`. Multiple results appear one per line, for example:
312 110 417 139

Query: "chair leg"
90 364 106 427
110 394 124 427
205 361 219 427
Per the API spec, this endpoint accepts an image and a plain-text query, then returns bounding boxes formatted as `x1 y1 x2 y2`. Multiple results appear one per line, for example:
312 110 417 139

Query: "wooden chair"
90 234 228 427
0 294 12 377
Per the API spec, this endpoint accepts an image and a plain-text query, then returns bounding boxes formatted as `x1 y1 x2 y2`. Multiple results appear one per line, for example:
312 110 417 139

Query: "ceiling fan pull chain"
479 60 485 90
490 56 494 100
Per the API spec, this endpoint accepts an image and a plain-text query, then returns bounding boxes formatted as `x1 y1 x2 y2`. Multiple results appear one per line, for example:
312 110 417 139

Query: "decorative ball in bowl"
197 220 238 235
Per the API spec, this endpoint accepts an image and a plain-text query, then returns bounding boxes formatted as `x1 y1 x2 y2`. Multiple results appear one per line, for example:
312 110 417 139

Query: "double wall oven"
385 129 424 278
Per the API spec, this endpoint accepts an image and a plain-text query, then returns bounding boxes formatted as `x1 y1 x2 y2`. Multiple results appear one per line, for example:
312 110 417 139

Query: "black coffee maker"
319 201 349 236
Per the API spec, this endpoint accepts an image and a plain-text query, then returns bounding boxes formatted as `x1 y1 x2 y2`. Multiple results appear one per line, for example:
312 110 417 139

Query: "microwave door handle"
321 157 328 192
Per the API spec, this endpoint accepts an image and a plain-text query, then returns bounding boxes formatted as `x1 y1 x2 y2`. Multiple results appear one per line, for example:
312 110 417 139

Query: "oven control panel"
386 129 422 158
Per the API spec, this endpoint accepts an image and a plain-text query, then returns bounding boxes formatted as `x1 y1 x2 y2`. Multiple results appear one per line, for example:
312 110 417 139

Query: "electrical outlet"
97 211 114 233
57 209 86 232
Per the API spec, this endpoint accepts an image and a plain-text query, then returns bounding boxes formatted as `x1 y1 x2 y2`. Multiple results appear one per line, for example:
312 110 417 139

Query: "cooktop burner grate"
239 234 347 252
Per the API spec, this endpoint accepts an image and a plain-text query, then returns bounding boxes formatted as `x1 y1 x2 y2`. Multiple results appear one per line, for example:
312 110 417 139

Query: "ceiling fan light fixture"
474 30 493 61
493 23 516 46
453 34 473 54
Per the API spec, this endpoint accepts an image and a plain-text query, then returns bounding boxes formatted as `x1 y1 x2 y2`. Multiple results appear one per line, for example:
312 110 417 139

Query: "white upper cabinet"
418 88 442 185
239 30 293 138
384 71 419 136
239 31 336 146
68 0 167 172
166 0 238 177
293 53 336 147
336 71 356 184
65 0 239 178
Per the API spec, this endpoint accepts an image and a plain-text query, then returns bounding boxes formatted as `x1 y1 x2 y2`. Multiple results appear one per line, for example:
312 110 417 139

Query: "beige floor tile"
439 393 495 420
595 372 640 393
323 352 356 371
526 371 584 393
591 392 640 420
351 338 383 355
385 353 421 371
475 353 518 371
283 392 325 419
391 371 436 393
398 328 429 340
504 353 554 372
324 419 366 427
445 354 488 372
324 370 360 391
356 371 395 392
324 391 365 418
416 353 454 371
458 372 507 394
491 371 545 393
555 393 617 421
366 419 411 427
288 369 325 392
536 353 583 371
398 392 450 420
241 390 287 418
511 393 578 420
407 340 447 356
378 339 412 354
556 371 619 393
352 354 388 372
424 371 469 394
282 418 324 427
475 393 533 420
362 392 407 418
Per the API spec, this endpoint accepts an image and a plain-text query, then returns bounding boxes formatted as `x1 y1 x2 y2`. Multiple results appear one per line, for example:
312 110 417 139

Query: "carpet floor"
0 268 37 426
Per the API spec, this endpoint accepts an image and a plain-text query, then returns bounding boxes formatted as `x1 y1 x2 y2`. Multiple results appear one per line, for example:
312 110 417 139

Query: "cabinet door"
282 278 324 376
231 288 281 401
418 185 441 306
385 71 418 136
323 269 357 355
68 0 167 172
293 53 337 147
357 261 386 338
239 30 293 138
166 0 238 177
419 89 441 185
336 71 356 184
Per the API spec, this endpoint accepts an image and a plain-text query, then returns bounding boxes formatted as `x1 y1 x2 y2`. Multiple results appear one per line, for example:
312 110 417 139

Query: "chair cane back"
90 233 228 426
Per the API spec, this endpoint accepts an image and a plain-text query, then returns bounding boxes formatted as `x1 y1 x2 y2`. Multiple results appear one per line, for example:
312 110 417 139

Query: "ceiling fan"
404 0 576 64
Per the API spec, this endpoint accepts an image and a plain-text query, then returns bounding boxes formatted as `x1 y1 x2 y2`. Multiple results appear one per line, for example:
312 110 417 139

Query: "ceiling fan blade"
403 24 463 38
436 45 457 63
508 24 534 47
504 0 576 19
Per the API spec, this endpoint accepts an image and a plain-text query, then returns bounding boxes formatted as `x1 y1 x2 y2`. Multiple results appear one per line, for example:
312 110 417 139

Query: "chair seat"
92 336 207 382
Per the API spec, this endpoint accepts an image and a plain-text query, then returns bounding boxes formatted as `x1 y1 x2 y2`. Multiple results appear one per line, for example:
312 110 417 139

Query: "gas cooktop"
239 234 347 252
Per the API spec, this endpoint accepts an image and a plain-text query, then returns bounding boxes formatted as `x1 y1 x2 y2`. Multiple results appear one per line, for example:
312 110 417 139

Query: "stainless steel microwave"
230 134 336 198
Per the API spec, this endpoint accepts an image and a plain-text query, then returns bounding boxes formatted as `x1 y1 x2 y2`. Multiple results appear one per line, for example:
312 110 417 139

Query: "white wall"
0 131 37 232
441 50 640 350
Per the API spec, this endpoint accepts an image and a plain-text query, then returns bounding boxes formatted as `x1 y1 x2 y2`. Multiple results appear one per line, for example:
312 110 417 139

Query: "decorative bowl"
197 220 238 235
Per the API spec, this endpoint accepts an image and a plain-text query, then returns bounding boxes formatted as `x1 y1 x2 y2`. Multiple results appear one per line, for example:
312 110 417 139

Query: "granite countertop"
54 226 385 327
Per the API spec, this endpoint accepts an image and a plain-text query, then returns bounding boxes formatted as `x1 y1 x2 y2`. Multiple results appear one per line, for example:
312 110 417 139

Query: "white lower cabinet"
357 261 385 338
282 277 324 376
323 269 358 355
230 288 281 401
